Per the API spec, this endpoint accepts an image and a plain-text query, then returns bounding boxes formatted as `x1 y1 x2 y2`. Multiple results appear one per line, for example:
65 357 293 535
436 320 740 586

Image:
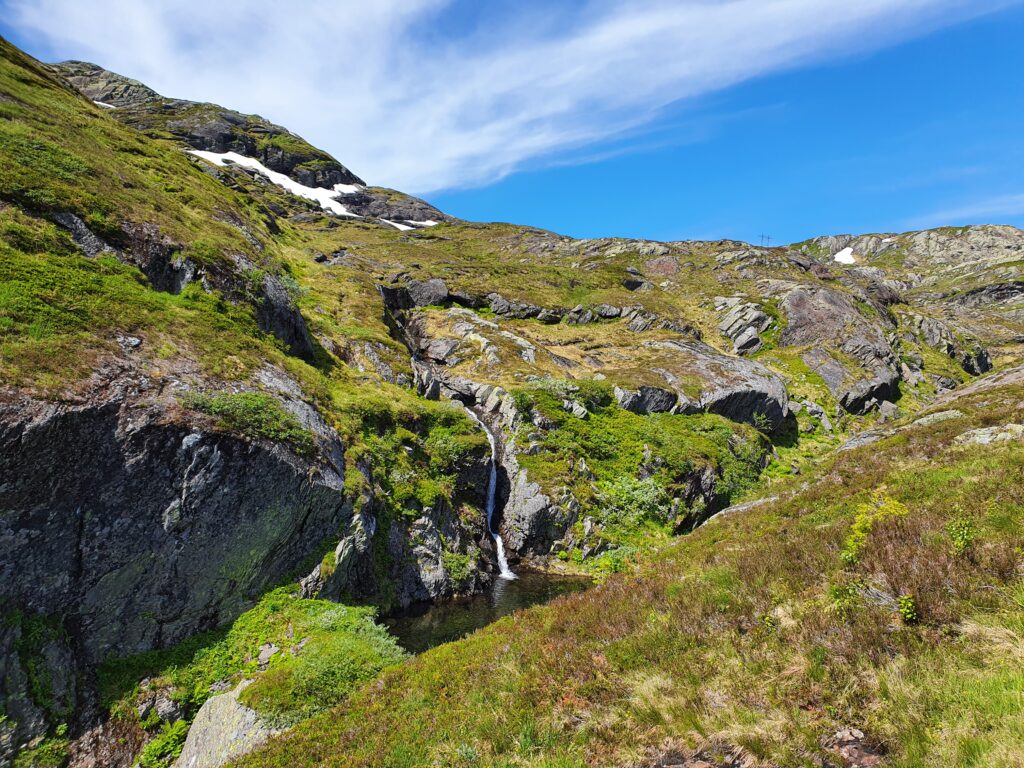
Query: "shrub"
595 476 670 525
898 594 919 624
138 720 189 768
841 490 908 565
947 514 977 557
442 549 473 583
239 622 406 725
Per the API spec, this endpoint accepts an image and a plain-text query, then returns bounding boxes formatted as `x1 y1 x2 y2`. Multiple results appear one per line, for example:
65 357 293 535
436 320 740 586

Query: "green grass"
181 391 315 456
237 379 1024 768
99 587 407 747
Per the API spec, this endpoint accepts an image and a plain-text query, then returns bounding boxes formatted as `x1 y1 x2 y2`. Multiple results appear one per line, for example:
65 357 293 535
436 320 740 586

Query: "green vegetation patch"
99 586 407 762
181 391 315 456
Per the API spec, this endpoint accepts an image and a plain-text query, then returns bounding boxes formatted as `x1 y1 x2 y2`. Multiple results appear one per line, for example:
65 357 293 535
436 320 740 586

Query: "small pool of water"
383 570 593 654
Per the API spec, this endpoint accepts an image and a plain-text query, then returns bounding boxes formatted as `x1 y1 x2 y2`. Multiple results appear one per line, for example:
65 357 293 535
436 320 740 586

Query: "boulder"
614 385 677 414
406 278 449 307
174 682 280 768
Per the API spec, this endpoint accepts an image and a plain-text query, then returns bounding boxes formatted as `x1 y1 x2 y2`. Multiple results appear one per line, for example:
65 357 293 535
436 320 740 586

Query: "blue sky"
2 0 1022 244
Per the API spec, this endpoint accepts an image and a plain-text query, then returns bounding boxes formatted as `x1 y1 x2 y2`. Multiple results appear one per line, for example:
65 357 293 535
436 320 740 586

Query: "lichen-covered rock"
953 423 1024 447
173 682 279 768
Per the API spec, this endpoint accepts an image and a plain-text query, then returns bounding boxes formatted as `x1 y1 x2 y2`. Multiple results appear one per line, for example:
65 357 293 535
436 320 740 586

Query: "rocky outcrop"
0 383 350 665
909 313 992 376
0 368 352 755
332 188 449 225
253 271 317 361
51 60 159 106
715 297 773 355
53 62 363 189
52 212 115 257
614 385 683 415
120 221 197 294
953 423 1024 447
780 285 901 413
642 340 789 430
173 682 279 768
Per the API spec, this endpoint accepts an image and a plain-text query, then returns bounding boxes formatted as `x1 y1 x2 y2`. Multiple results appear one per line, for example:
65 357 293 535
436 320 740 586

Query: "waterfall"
462 406 516 580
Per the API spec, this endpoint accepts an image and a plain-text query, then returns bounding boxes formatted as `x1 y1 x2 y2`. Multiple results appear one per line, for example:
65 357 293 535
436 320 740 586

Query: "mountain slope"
240 369 1024 767
0 33 1022 768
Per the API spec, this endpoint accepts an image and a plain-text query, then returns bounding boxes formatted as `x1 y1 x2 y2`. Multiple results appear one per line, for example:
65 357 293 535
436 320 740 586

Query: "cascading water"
462 407 516 580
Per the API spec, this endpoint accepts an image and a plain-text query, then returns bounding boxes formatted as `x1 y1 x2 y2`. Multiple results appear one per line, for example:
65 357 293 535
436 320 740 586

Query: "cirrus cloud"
4 0 1017 192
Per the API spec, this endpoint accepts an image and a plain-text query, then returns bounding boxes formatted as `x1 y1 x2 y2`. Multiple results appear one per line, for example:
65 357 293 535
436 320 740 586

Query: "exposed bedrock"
0 389 350 665
780 285 903 414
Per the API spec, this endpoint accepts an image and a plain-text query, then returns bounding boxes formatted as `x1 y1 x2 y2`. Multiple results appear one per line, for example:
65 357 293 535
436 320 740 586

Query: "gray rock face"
119 221 197 294
330 188 449 225
173 682 279 768
648 340 789 430
52 60 159 106
255 272 317 361
912 409 964 427
911 313 992 376
52 212 115 257
956 281 1024 308
0 385 350 666
781 286 901 413
953 423 1024 446
614 385 678 414
717 299 772 355
407 278 450 307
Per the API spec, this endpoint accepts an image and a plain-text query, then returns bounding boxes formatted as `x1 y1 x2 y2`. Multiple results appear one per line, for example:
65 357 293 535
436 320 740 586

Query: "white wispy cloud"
909 193 1024 228
5 0 1016 192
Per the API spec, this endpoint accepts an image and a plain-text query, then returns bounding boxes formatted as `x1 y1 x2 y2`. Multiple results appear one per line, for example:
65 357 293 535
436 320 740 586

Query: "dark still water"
383 570 592 654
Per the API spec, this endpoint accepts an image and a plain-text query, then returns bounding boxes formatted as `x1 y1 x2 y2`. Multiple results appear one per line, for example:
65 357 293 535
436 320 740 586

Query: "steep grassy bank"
239 375 1024 767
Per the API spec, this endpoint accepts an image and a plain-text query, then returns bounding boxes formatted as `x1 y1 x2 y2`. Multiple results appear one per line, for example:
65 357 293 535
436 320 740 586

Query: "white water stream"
462 407 516 580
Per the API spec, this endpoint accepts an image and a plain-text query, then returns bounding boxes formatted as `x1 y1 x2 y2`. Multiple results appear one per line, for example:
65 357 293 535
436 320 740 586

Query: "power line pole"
759 234 772 248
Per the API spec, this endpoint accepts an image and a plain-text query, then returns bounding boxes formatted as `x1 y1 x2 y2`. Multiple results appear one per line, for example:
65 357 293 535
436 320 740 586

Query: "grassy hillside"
3 31 1024 768
240 373 1024 767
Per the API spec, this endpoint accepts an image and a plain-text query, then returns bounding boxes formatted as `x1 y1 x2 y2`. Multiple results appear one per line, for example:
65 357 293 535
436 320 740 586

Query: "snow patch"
381 219 414 231
93 100 116 109
405 219 439 228
187 150 361 217
834 246 856 265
